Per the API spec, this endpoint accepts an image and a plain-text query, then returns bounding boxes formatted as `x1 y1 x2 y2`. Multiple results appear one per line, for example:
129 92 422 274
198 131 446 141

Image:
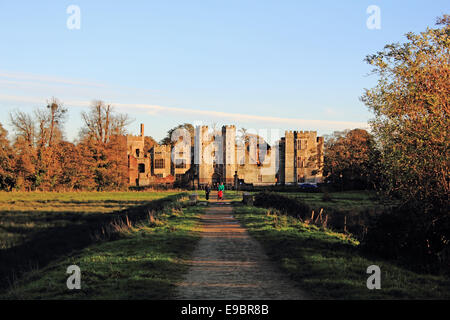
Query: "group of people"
204 182 225 201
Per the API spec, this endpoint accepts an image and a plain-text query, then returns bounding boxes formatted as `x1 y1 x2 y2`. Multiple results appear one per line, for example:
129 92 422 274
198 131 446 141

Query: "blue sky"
0 0 448 142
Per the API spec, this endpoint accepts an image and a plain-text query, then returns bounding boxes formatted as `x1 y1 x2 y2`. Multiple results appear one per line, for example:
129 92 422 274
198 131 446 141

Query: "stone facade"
127 124 324 187
127 124 151 186
151 144 171 179
279 131 324 184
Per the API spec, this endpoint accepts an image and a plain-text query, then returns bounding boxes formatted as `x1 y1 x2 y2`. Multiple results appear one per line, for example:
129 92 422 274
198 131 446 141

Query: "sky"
0 0 448 143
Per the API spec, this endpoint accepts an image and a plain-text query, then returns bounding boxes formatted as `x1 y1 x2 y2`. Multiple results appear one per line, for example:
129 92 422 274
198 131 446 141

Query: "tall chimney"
140 123 144 137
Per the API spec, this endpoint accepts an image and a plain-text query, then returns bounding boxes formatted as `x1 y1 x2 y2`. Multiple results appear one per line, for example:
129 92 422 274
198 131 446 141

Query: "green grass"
0 191 187 289
233 204 450 299
0 191 182 250
278 190 395 213
195 189 392 213
1 203 202 299
196 190 246 202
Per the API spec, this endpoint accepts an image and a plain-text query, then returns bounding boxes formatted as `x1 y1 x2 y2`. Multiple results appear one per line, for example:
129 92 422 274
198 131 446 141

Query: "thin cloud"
0 70 368 131
0 94 368 130
0 94 54 106
0 71 160 103
117 103 368 129
0 94 90 107
0 71 106 88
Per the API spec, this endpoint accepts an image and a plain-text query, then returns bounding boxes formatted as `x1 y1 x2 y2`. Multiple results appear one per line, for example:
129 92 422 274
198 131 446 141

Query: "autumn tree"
361 16 450 268
323 129 381 190
362 16 450 206
12 136 37 191
9 98 67 190
54 141 95 190
0 123 15 190
80 101 131 190
35 98 67 190
9 110 38 190
362 16 449 206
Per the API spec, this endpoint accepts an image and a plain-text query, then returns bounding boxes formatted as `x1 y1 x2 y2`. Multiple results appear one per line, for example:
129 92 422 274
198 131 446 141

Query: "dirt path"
175 200 308 300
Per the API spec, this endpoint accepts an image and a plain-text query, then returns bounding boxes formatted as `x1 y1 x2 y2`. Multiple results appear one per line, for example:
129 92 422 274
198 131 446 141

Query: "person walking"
205 184 210 201
217 182 225 200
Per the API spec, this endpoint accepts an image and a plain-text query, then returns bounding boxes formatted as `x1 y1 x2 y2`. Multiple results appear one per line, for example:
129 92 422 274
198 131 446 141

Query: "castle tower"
284 131 295 184
292 130 322 183
197 125 214 185
222 125 236 185
126 124 150 186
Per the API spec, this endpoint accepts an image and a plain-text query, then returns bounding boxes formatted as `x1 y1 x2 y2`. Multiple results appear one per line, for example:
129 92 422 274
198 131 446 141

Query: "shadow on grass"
3 220 201 299
0 193 187 290
233 204 450 299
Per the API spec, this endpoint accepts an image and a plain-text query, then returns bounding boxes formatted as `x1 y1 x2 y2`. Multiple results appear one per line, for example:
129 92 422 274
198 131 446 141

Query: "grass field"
233 204 450 299
197 189 393 213
278 190 396 213
0 191 181 249
1 202 202 299
0 191 186 289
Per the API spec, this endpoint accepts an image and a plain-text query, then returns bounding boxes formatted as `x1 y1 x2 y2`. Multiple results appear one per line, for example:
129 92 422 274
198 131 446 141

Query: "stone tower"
222 125 236 185
281 130 323 184
284 131 295 184
126 124 150 186
196 125 214 185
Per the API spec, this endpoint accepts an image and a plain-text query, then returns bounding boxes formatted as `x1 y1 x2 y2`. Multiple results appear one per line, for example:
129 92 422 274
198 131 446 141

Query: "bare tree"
9 111 35 146
81 100 131 144
46 97 67 147
34 108 49 148
10 98 66 149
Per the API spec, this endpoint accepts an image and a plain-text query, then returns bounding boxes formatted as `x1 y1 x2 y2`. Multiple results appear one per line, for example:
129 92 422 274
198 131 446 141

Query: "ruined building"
127 124 324 187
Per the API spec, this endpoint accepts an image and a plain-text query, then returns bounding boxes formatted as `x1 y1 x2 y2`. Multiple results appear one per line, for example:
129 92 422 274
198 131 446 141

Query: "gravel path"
175 201 308 300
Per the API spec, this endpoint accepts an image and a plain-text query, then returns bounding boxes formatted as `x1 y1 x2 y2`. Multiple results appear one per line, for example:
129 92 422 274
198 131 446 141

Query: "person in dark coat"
205 184 210 201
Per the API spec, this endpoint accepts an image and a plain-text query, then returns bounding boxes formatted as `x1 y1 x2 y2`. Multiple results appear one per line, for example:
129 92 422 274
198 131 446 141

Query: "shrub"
362 202 450 273
254 192 311 219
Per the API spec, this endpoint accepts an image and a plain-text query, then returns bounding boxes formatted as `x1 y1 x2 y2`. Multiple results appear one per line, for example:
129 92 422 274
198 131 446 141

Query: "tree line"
0 100 131 191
